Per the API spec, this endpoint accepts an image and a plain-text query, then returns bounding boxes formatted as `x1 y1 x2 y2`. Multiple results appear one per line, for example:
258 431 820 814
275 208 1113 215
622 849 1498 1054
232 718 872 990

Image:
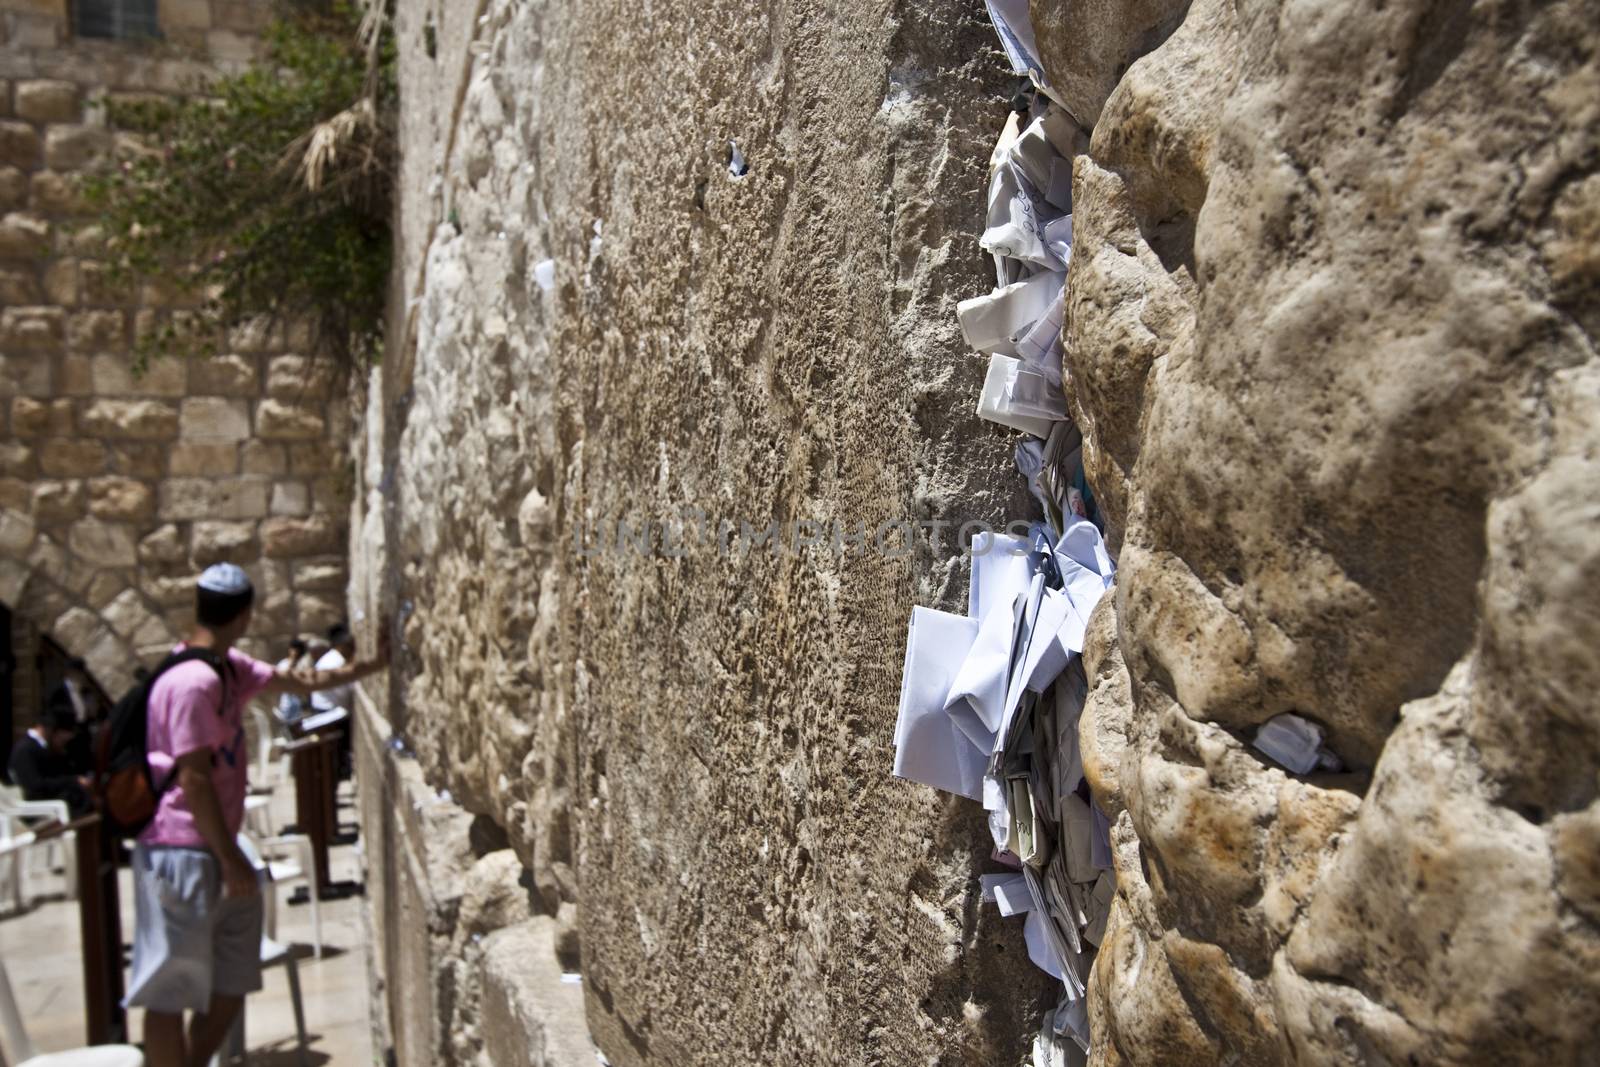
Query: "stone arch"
1 505 178 702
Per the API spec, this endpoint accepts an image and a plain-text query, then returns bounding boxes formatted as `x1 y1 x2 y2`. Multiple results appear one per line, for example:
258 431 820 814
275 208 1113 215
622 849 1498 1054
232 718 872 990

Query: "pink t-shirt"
140 645 276 848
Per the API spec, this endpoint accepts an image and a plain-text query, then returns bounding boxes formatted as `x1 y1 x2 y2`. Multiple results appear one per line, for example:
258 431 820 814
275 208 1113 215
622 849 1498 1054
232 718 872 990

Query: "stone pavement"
0 775 374 1065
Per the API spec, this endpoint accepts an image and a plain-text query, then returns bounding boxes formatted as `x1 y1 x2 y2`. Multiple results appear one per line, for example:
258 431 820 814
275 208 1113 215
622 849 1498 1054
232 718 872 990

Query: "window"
74 0 161 40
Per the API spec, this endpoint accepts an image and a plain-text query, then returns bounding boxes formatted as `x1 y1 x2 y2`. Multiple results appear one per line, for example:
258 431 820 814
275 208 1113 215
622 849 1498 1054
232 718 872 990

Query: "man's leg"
185 992 243 1067
143 1010 187 1067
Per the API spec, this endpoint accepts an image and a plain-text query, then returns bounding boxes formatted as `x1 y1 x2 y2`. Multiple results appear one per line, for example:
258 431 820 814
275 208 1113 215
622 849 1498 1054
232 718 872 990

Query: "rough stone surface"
255 398 325 440
353 0 1049 1064
13 81 78 124
260 514 341 558
80 399 179 440
1030 0 1600 1063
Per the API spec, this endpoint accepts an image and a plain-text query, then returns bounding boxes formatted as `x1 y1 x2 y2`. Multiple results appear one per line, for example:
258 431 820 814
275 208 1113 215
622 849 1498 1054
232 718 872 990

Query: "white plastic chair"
238 832 321 958
0 952 142 1066
248 706 292 790
0 786 75 906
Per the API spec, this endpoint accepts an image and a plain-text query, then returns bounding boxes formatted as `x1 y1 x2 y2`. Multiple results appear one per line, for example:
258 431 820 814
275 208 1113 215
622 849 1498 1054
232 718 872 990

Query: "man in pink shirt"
124 563 389 1067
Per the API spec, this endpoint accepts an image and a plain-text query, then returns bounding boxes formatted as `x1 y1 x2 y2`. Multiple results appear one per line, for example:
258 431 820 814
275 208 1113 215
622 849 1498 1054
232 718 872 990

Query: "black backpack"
93 647 230 838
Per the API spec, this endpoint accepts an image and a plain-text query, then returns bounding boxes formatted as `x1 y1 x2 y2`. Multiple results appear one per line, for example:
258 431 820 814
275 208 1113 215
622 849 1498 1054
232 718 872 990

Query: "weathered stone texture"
1035 0 1600 1062
357 0 1046 1064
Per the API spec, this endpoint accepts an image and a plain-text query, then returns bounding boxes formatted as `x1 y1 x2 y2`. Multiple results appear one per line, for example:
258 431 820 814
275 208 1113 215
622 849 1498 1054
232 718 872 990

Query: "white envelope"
893 607 988 800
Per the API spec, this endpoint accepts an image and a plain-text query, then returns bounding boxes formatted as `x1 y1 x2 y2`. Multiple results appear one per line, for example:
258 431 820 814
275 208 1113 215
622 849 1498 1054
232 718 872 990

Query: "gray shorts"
125 844 264 1014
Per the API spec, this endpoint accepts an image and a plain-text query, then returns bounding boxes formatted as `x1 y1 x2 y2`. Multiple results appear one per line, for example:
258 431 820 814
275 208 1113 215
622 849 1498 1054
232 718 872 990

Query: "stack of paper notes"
894 514 1116 1057
894 7 1122 1065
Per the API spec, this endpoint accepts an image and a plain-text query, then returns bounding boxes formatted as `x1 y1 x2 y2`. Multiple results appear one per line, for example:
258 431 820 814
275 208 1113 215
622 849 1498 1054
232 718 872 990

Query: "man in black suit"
8 706 92 816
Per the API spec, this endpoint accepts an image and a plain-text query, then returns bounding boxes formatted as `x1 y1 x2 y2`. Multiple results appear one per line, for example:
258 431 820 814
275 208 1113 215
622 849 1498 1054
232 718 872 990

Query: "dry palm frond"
296 96 377 193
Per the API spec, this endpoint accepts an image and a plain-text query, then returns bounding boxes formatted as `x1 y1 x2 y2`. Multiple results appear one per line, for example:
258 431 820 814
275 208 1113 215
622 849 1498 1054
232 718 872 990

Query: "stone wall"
1034 0 1600 1063
354 0 1600 1064
354 0 1055 1063
0 0 348 704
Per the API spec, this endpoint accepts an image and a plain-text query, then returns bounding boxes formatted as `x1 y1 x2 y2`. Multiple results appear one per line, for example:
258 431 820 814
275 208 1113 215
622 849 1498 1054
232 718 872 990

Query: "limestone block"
293 558 346 591
29 479 82 524
84 629 135 697
51 606 102 656
0 167 26 211
41 258 76 304
85 570 126 610
138 523 186 563
89 355 137 396
108 443 165 479
59 355 92 395
10 396 72 436
270 481 309 516
80 399 179 440
479 919 596 1067
213 1 269 33
226 316 278 353
180 396 250 440
29 169 86 214
0 305 63 350
158 478 269 522
0 353 51 396
190 519 256 565
158 0 212 29
39 438 105 477
144 574 198 609
189 354 257 396
66 309 127 351
88 476 154 521
206 29 256 63
260 514 340 558
265 354 337 399
0 478 27 511
286 443 326 476
253 588 294 631
79 261 137 305
0 442 36 478
42 125 109 170
0 121 41 169
65 224 104 255
169 442 238 477
255 399 324 441
310 473 348 513
68 519 136 568
240 441 286 475
295 592 343 633
102 588 164 643
0 266 40 304
14 80 77 123
256 557 292 599
90 354 182 397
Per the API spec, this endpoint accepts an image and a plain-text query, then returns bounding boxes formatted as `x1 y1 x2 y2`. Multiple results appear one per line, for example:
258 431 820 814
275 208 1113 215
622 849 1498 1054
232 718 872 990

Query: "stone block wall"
0 0 347 705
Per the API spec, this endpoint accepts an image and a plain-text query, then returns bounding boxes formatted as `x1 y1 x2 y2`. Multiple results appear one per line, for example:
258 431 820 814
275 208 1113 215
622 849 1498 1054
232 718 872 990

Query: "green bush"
82 1 395 366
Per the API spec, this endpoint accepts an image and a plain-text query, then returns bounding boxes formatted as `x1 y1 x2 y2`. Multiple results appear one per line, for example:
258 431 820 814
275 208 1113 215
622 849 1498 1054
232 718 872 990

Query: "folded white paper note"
893 607 988 800
969 530 1033 621
958 271 1063 354
945 590 1025 753
978 354 1058 439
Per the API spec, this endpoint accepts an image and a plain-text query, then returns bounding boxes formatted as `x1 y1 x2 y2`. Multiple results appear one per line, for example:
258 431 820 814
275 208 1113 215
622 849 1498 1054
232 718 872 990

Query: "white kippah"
197 562 252 595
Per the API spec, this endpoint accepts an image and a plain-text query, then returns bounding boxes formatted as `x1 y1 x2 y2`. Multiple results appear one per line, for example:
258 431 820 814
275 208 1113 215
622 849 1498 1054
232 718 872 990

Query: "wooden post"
57 815 124 1045
289 732 340 892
